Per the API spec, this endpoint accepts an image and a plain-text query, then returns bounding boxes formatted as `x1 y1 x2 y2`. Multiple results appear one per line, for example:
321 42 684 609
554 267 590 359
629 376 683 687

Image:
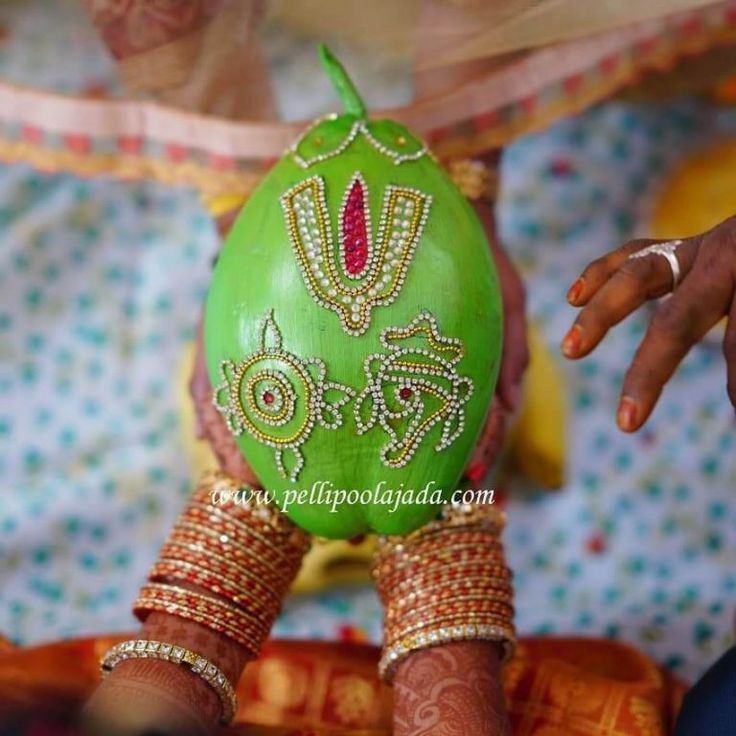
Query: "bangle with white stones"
100 638 237 725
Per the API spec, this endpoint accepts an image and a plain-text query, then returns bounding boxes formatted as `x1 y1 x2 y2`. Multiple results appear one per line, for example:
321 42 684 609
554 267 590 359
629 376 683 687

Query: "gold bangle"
446 159 498 202
379 622 516 683
100 639 237 725
133 583 271 649
373 502 515 684
174 519 299 583
386 588 515 619
384 610 513 646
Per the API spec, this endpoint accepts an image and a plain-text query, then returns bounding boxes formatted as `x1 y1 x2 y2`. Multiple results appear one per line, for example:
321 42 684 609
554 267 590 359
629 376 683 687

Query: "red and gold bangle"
377 562 513 596
187 499 311 556
135 582 275 634
180 507 302 568
161 536 298 598
171 520 297 583
374 529 505 561
387 586 515 618
373 503 516 684
376 539 506 564
149 559 282 614
373 547 507 580
387 595 515 620
134 583 270 654
131 472 311 662
157 541 289 601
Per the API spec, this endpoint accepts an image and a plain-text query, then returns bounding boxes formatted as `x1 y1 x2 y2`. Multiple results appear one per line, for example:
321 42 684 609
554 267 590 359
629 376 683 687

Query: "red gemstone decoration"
342 179 369 275
263 391 275 405
399 387 413 400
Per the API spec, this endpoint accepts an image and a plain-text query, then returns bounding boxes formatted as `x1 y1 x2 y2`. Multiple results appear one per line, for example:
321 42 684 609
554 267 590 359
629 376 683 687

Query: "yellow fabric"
506 324 566 490
650 138 736 238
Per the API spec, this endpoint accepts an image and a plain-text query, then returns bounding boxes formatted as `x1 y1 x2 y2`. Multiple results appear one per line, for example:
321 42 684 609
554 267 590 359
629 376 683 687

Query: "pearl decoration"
213 310 355 481
353 311 474 469
281 173 431 336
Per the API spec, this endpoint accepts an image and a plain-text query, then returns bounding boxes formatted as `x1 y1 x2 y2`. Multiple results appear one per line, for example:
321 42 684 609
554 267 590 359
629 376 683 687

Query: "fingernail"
617 396 638 432
466 463 488 483
567 278 584 305
561 325 582 357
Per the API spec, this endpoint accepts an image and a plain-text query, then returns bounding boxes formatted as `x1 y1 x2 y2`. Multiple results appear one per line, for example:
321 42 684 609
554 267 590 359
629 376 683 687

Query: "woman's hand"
561 216 736 431
394 641 511 736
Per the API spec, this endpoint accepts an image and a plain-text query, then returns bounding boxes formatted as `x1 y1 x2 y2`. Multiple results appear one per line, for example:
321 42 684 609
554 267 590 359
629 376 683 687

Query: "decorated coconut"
205 46 502 539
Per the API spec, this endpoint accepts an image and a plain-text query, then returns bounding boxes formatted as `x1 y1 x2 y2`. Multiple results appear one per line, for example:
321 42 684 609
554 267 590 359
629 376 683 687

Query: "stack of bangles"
100 470 311 725
373 502 516 682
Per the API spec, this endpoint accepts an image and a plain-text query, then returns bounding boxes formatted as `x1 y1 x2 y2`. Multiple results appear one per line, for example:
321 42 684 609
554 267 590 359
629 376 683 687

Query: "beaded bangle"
156 543 287 601
379 622 515 681
134 584 270 653
384 609 513 643
373 502 516 684
100 639 237 725
149 559 283 612
173 520 295 582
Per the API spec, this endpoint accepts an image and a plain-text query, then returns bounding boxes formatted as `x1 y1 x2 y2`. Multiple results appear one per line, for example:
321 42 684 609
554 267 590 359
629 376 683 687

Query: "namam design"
354 312 474 469
213 310 354 482
281 173 431 335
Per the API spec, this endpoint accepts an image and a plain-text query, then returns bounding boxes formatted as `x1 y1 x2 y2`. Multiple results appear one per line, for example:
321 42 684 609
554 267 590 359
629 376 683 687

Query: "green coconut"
204 46 502 539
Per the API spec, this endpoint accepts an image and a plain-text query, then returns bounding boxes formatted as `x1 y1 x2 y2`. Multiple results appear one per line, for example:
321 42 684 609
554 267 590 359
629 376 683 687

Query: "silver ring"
628 239 683 289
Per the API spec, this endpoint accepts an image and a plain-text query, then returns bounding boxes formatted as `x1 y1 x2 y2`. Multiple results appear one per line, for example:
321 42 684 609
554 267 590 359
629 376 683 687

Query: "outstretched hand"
562 216 736 431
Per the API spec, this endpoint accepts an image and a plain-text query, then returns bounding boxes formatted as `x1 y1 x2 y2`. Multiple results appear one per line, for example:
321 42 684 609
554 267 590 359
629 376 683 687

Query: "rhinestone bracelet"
100 639 237 725
379 622 516 682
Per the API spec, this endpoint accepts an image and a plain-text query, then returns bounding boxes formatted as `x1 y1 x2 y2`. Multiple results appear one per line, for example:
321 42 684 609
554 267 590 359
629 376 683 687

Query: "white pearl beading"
281 173 431 336
289 115 428 169
354 311 474 468
213 310 354 481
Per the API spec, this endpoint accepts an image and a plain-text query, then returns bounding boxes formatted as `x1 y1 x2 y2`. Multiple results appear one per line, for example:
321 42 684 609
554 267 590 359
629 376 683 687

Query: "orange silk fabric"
0 635 686 734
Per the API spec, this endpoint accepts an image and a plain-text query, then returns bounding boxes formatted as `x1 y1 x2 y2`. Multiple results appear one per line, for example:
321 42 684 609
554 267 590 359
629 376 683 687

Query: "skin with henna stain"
84 174 525 736
394 641 511 736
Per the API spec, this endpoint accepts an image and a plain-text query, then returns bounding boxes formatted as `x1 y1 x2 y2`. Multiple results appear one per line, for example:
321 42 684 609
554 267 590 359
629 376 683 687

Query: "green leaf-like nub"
319 43 367 119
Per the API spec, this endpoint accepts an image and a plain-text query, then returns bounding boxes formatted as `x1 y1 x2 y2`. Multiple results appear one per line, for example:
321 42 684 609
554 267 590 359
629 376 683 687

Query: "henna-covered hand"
82 611 251 736
562 216 736 431
393 641 511 736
